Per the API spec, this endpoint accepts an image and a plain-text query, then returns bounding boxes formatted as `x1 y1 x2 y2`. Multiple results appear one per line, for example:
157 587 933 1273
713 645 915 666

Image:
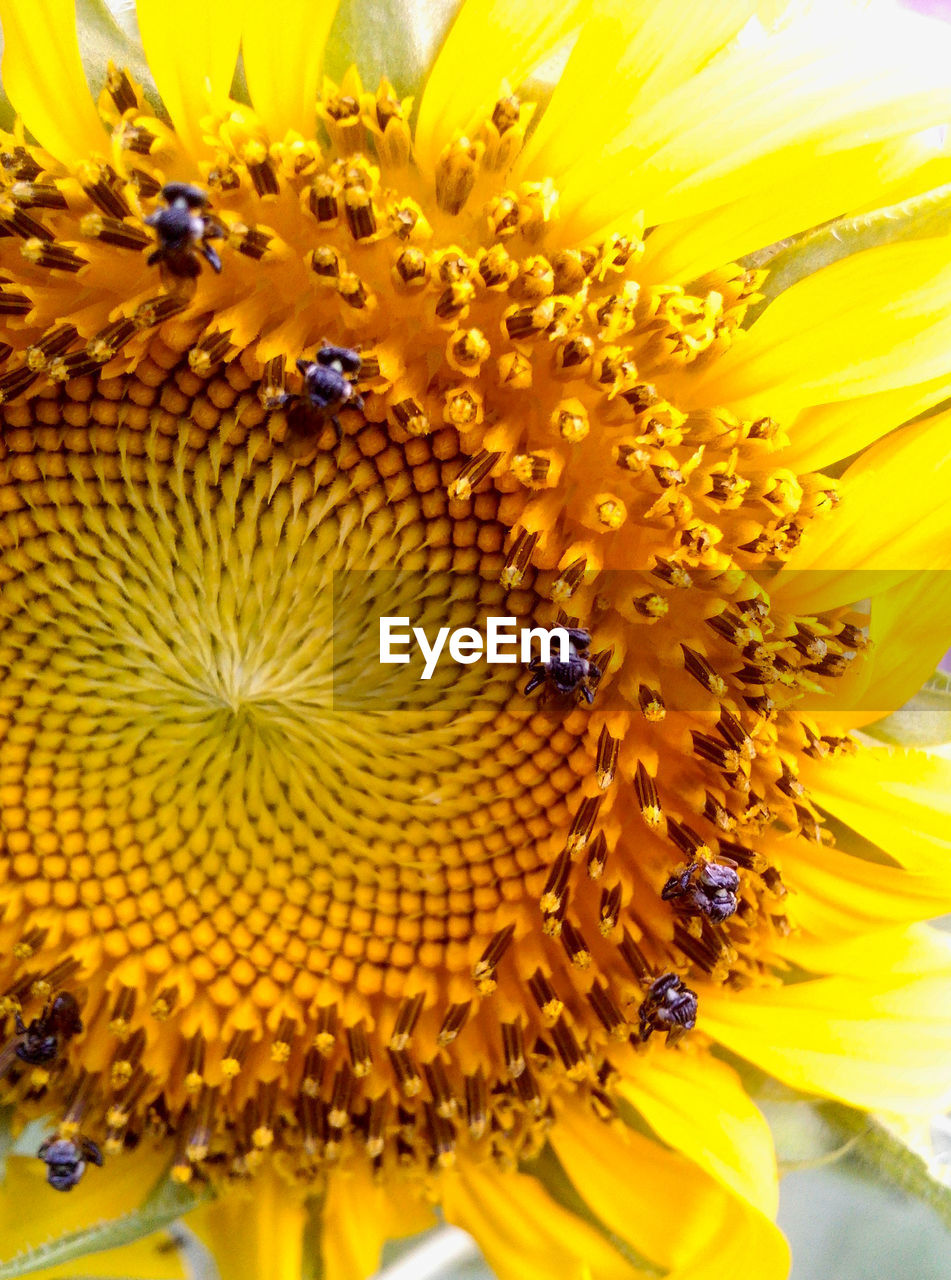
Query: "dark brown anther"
394 247 429 286
539 847 572 915
437 1002 470 1047
81 164 132 219
465 1069 487 1138
560 919 591 969
566 796 602 853
389 993 424 1051
346 1021 373 1078
502 1021 526 1079
472 923 516 987
106 66 138 115
345 187 377 240
500 526 538 588
551 1016 586 1079
10 181 68 210
595 726 619 790
618 929 652 983
309 174 340 224
692 732 740 773
587 982 627 1039
586 832 608 880
598 883 622 935
528 970 563 1021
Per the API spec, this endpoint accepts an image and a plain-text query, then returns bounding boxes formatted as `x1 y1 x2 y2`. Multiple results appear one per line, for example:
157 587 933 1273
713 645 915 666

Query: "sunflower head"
1 2 951 1277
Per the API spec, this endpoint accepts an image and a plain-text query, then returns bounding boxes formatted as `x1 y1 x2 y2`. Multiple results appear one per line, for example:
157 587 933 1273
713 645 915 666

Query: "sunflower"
1 0 951 1277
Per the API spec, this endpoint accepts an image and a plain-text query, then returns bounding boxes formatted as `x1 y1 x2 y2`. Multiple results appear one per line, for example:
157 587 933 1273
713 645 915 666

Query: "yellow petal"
185 1168 306 1280
778 371 951 474
640 136 951 287
550 1105 789 1280
618 1049 778 1216
413 0 584 179
702 926 951 1113
518 0 757 185
242 0 340 141
0 0 108 164
684 239 951 421
772 408 951 615
0 1144 172 1270
440 1157 647 1280
778 833 951 946
551 6 951 244
136 0 248 156
321 1164 435 1280
802 746 951 876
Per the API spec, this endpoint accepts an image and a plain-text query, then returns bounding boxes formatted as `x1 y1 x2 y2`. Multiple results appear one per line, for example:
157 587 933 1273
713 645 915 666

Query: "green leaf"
324 0 464 100
863 668 951 748
0 1168 212 1280
743 183 951 324
522 1145 666 1278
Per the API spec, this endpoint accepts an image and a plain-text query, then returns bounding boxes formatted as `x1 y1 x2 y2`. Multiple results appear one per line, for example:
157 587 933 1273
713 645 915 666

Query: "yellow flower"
1 1 951 1277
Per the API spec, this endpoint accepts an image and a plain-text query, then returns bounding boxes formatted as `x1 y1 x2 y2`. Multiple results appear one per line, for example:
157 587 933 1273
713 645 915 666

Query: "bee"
281 344 365 459
0 991 83 1079
524 627 601 704
145 182 224 280
38 1134 103 1191
661 859 740 923
637 973 698 1045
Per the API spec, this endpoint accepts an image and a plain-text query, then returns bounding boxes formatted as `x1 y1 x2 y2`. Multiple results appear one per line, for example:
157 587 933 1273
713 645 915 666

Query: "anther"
587 981 627 1039
465 1069 487 1139
637 684 665 722
328 1064 354 1128
528 970 563 1022
634 761 662 828
560 919 591 969
587 832 608 879
435 138 482 215
25 324 78 371
681 645 727 696
595 726 619 789
598 883 622 935
390 396 430 436
390 993 424 1051
551 1016 587 1080
448 449 500 500
21 238 87 272
551 555 588 602
502 1021 526 1078
107 987 136 1039
500 527 538 588
345 187 378 240
566 797 601 853
472 923 515 990
424 1058 457 1119
539 847 572 915
314 1005 338 1054
618 930 652 983
309 174 340 225
394 247 429 288
388 1047 422 1097
346 1021 373 1078
10 181 67 210
437 1002 470 1047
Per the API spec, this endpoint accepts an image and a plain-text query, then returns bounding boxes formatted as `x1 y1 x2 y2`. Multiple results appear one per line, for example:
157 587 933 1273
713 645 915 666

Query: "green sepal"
863 668 951 748
522 1144 666 1278
324 0 464 100
743 182 951 324
0 1166 212 1280
820 1103 951 1233
75 0 161 113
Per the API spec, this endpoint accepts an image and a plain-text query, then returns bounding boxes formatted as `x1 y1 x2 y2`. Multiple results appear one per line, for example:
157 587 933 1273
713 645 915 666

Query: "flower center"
0 65 860 1182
